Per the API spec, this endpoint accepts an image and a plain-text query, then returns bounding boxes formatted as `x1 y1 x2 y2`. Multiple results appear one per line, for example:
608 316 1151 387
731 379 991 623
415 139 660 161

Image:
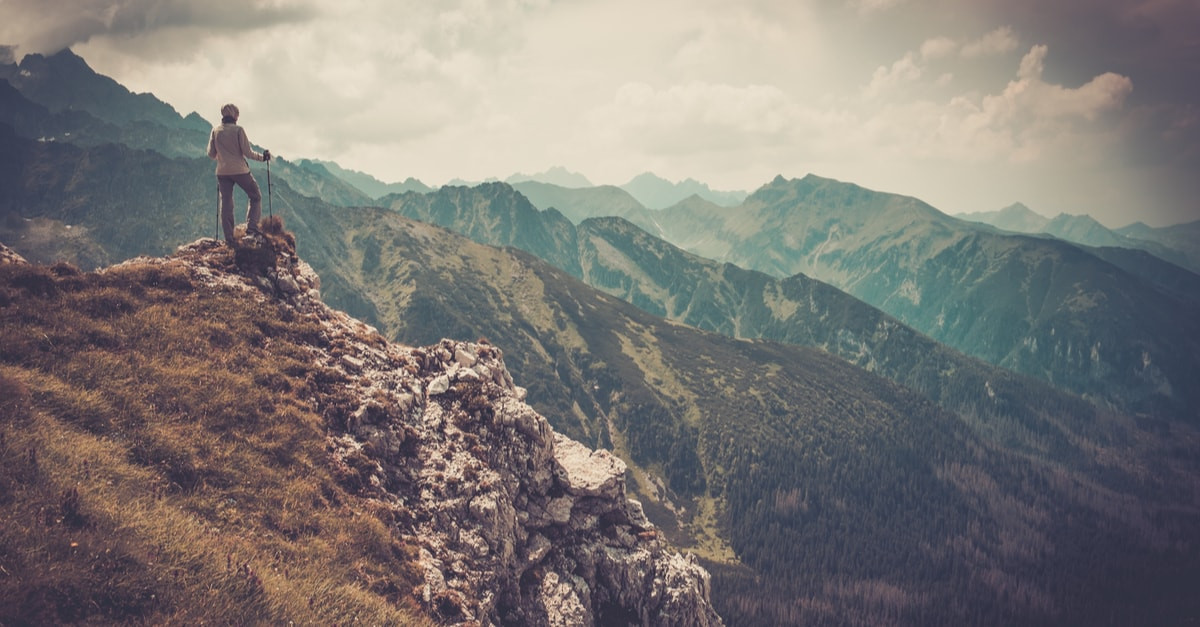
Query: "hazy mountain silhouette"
510 180 646 224
958 202 1050 233
961 203 1199 275
620 172 747 209
505 165 593 188
306 158 432 198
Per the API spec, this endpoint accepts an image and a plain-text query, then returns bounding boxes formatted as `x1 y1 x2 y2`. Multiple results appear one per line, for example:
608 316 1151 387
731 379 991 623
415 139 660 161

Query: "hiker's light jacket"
207 122 266 175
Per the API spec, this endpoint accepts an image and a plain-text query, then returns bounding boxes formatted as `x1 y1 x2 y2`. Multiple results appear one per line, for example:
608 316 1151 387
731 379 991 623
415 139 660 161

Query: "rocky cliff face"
133 225 721 626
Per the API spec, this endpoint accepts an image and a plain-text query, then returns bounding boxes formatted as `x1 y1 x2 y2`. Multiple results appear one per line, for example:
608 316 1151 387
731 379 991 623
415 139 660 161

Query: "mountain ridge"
614 174 1200 421
959 203 1200 274
384 178 1200 422
619 172 747 209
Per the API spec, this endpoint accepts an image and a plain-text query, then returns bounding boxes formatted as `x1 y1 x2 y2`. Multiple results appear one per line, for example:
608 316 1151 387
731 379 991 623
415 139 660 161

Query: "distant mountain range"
380 176 1200 423
505 165 593 188
509 181 646 224
618 172 747 209
305 158 432 199
959 202 1200 275
4 48 1200 626
611 176 1200 422
345 168 748 215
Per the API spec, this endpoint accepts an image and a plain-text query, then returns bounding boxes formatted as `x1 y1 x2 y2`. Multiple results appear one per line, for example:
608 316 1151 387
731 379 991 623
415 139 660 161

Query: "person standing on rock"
207 103 271 244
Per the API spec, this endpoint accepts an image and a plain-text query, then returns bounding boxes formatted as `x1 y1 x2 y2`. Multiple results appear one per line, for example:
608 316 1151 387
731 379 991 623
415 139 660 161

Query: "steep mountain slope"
0 49 209 134
621 175 1200 422
258 209 1200 626
381 184 583 277
0 229 720 626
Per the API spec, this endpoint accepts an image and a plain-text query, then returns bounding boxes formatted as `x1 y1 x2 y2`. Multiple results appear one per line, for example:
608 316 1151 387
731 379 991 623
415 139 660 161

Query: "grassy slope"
0 254 429 625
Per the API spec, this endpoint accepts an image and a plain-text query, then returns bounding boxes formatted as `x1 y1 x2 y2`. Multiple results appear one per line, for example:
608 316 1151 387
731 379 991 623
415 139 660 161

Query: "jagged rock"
428 374 451 395
553 433 626 500
149 227 721 626
455 346 478 368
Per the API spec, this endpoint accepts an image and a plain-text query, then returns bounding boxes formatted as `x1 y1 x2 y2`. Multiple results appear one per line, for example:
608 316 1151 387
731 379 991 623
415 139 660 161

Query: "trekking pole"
266 155 273 219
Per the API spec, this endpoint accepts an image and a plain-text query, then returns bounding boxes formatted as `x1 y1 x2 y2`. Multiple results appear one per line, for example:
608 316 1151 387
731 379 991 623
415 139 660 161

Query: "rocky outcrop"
0 242 28 265
150 225 722 626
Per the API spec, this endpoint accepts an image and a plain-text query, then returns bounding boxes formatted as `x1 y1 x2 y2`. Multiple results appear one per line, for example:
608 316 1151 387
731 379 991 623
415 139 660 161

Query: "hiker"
207 103 271 244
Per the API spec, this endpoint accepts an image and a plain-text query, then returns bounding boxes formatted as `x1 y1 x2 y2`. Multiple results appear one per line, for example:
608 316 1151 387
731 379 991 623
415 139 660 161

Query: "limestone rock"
155 231 722 626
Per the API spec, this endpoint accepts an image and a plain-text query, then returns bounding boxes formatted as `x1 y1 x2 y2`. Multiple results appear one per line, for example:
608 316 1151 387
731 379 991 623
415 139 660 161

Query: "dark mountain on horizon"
620 172 747 209
0 48 210 135
307 158 432 198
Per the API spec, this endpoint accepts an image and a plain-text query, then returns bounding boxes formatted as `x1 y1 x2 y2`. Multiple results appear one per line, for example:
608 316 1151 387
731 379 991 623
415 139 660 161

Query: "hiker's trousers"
217 172 262 243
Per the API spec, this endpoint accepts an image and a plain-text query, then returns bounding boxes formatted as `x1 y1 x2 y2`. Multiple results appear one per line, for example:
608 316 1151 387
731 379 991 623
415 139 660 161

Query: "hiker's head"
220 103 239 123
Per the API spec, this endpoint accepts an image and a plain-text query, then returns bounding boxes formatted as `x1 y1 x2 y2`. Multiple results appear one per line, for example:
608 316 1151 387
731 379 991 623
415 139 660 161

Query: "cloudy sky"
2 0 1198 227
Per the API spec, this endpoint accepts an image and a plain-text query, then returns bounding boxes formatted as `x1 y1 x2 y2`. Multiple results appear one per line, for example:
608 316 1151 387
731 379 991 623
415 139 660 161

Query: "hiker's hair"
220 103 239 121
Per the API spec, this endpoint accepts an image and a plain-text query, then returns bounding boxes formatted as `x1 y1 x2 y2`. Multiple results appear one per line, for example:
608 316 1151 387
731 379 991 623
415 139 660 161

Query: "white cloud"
920 37 958 60
865 52 923 97
590 81 802 151
1002 45 1134 122
883 45 1133 163
961 26 1020 58
847 0 906 15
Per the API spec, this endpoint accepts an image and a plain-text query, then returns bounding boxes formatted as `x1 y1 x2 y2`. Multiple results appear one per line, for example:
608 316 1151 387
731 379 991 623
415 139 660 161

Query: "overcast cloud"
1 0 1197 227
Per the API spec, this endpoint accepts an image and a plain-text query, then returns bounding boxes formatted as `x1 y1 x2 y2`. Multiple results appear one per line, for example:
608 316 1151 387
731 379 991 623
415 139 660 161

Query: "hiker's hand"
263 149 271 161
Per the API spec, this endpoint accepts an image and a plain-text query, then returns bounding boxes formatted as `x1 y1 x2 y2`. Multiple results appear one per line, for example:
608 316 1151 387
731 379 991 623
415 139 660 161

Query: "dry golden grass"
0 258 431 625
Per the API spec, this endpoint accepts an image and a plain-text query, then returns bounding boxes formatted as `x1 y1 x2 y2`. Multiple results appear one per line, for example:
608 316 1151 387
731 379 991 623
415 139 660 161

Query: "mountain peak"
621 172 747 209
2 47 197 132
505 166 592 188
